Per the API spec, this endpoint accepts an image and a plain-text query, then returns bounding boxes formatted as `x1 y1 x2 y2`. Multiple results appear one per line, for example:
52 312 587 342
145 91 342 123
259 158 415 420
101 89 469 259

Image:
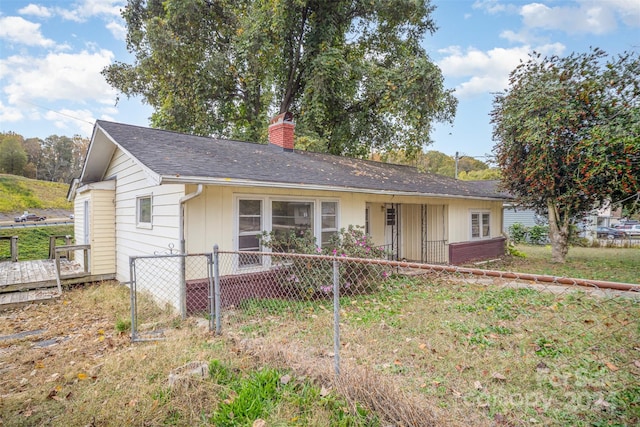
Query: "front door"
385 203 400 260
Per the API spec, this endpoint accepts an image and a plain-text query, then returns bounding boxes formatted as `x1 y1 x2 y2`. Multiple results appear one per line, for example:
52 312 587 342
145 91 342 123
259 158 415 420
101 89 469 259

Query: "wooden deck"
0 259 87 310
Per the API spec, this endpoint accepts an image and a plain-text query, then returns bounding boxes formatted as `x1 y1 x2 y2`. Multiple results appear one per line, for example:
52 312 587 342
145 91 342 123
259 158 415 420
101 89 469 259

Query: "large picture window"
272 201 313 237
137 195 152 228
471 211 491 239
236 197 339 268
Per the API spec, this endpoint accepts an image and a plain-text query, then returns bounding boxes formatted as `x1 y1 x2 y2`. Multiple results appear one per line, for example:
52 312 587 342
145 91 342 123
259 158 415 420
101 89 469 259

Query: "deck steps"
0 288 60 310
0 259 87 310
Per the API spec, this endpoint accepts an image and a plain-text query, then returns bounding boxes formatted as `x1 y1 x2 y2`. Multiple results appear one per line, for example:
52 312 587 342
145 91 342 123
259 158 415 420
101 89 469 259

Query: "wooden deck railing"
0 236 19 262
49 235 72 259
54 244 91 279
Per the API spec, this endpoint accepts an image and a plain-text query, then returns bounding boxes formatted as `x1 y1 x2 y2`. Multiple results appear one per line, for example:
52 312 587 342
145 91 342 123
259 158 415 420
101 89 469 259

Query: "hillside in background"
0 173 72 219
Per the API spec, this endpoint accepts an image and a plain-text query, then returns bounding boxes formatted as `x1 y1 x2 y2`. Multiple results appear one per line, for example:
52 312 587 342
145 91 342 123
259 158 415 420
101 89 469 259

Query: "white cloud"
597 0 640 27
106 20 127 40
0 16 55 47
437 43 565 97
44 108 95 136
472 0 507 14
473 0 520 15
55 0 124 22
521 2 617 34
1 50 116 107
500 29 532 44
475 1 639 37
0 101 24 123
18 4 53 18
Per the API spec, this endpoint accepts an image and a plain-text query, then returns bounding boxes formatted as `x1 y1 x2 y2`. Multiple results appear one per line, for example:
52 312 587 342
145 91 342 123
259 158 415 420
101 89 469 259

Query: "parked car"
13 213 47 222
596 227 627 239
626 224 640 237
614 220 639 230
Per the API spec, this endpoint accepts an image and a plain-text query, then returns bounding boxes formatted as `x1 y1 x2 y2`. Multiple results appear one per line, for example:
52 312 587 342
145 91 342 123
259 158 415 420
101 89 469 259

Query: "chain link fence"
126 246 639 424
213 248 639 425
129 253 213 342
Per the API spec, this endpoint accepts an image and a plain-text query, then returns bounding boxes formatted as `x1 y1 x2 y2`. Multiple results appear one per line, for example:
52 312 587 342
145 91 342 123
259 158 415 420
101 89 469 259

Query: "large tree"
491 48 640 262
40 135 75 183
103 0 457 157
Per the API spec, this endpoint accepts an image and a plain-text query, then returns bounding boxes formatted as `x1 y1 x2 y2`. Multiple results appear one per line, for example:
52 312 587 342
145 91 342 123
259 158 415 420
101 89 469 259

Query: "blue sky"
1 1 638 159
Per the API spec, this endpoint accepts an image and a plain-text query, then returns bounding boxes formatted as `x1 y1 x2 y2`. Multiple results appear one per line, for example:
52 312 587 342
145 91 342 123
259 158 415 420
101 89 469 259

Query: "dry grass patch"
0 283 228 426
0 282 421 426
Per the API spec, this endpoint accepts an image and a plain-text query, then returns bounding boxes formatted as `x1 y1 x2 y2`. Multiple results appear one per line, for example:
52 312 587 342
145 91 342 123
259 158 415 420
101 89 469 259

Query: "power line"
18 99 95 125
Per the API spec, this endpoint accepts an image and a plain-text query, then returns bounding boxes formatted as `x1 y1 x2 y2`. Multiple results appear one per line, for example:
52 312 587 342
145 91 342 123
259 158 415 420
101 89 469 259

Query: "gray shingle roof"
96 120 508 200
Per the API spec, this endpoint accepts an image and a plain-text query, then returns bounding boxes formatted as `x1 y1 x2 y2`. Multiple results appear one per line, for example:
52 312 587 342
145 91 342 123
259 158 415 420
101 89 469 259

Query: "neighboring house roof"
80 120 510 201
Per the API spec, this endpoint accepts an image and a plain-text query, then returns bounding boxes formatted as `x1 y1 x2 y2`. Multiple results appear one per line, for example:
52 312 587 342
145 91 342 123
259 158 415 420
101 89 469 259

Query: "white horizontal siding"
106 148 185 282
503 207 538 232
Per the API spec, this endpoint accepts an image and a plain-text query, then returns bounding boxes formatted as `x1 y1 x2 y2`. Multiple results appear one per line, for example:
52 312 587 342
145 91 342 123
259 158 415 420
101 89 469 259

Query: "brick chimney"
268 112 295 151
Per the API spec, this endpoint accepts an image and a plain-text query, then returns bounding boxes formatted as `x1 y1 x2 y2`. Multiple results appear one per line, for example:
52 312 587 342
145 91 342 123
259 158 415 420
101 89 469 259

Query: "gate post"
213 245 221 335
333 259 341 375
129 256 137 341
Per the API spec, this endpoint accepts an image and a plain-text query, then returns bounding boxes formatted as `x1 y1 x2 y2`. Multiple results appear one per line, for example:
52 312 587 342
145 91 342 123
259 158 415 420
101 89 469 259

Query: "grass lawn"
0 174 71 213
1 244 638 426
0 225 74 261
227 274 640 426
480 244 640 284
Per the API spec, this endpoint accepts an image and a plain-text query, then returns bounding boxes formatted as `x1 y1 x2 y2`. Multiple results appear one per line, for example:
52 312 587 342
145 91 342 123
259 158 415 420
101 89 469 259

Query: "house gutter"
178 184 203 318
160 176 511 202
179 184 203 255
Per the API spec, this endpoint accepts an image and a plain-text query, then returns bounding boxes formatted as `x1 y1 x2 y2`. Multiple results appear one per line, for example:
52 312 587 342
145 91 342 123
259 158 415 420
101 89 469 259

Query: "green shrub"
506 241 526 258
508 222 528 244
528 224 549 245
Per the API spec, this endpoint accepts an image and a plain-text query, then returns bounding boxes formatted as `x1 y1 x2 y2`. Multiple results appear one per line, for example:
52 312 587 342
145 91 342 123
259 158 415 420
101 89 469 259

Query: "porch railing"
422 239 448 264
378 240 448 264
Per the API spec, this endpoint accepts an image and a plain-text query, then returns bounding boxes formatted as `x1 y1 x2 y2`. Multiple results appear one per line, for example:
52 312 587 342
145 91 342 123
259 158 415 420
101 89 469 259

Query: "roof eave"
159 175 510 202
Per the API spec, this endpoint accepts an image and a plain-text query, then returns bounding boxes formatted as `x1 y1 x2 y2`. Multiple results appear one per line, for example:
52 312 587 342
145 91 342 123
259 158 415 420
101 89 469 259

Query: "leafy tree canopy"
103 0 457 157
0 133 27 176
0 132 88 183
491 48 640 262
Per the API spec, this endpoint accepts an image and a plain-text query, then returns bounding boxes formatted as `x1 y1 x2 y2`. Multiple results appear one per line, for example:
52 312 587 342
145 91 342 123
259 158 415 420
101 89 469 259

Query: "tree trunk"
547 200 569 263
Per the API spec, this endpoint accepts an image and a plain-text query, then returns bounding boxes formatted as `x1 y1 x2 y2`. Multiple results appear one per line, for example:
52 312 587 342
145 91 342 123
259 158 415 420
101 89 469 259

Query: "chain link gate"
129 252 213 342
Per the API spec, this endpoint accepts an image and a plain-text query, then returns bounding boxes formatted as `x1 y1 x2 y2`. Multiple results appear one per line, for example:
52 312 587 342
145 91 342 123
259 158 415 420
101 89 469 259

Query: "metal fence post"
207 252 214 333
179 254 186 320
213 245 221 335
129 257 137 341
333 259 341 376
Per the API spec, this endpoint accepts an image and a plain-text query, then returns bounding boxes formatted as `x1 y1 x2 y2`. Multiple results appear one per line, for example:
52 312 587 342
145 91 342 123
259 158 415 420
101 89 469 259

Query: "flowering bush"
260 225 390 299
322 225 388 259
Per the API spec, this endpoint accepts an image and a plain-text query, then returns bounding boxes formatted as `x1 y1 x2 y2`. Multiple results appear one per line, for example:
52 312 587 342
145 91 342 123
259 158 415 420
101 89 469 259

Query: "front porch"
366 202 506 265
367 203 449 264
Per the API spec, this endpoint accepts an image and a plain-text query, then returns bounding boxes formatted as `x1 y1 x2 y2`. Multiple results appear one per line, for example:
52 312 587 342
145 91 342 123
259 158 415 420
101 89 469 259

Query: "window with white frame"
321 201 338 245
236 197 339 267
238 199 263 267
471 211 491 239
272 201 313 238
137 195 152 228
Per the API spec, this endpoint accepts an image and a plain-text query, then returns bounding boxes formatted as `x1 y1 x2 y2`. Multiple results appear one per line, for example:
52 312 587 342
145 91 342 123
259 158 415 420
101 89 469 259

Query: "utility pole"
455 151 491 179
